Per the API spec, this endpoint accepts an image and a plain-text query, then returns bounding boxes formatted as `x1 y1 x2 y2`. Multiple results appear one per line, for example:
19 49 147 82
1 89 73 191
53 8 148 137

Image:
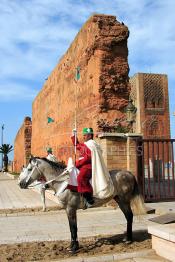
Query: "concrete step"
148 223 175 261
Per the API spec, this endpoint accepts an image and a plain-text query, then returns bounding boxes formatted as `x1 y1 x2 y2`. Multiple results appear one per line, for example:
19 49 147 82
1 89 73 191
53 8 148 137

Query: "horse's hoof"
125 240 132 244
68 248 78 254
122 237 132 244
123 239 132 244
68 246 79 254
67 241 79 254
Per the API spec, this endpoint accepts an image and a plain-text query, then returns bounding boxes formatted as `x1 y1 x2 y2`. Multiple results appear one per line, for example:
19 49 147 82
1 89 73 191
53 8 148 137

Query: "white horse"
19 156 146 253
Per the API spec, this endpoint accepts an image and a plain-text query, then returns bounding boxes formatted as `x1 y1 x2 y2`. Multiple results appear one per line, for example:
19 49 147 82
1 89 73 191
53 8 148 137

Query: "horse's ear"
29 154 38 165
33 160 38 166
28 154 33 163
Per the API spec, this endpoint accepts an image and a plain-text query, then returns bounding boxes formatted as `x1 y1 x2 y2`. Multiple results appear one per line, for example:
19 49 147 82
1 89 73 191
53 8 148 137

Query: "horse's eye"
28 168 32 171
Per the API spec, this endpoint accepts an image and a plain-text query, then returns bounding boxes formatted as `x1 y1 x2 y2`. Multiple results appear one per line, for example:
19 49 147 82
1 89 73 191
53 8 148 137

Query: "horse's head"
19 156 68 190
19 157 43 189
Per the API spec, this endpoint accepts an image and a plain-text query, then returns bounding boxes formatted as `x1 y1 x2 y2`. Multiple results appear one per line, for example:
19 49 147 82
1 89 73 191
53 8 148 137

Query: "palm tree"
0 144 13 172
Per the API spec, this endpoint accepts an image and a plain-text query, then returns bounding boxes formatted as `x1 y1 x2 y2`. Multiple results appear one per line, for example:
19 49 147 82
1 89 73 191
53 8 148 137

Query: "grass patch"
9 172 19 176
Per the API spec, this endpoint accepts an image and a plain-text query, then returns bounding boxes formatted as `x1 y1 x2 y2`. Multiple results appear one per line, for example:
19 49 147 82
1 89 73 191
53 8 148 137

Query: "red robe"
71 136 92 193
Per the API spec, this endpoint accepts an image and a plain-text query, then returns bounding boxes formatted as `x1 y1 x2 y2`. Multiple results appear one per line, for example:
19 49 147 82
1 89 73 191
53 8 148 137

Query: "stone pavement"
0 207 153 244
0 172 58 211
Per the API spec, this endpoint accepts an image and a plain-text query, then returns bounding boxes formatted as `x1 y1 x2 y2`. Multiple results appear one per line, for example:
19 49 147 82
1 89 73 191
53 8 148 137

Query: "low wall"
97 133 142 177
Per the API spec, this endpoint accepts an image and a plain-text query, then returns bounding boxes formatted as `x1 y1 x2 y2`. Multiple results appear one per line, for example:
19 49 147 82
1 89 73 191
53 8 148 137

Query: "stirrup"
83 199 94 210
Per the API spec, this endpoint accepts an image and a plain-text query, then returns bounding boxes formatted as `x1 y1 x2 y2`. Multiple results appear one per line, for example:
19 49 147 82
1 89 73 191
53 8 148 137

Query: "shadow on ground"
80 230 150 251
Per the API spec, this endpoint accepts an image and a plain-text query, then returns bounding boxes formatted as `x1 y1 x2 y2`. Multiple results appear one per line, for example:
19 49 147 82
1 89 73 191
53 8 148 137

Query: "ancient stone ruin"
31 14 130 161
14 117 32 172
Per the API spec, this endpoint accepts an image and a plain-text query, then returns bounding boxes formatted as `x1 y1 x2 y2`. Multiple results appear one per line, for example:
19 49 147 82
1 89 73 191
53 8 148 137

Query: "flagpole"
74 69 77 163
74 67 80 163
1 124 4 170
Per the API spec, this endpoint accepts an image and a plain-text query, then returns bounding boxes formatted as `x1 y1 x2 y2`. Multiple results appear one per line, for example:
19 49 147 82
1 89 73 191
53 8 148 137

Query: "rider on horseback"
71 127 114 209
71 128 94 208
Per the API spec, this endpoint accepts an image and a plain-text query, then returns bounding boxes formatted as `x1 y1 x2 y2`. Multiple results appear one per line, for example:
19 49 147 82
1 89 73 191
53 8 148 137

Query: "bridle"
26 159 69 188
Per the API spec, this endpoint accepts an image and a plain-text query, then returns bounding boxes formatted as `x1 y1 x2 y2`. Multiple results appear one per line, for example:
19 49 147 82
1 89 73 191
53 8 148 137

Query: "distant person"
46 148 58 163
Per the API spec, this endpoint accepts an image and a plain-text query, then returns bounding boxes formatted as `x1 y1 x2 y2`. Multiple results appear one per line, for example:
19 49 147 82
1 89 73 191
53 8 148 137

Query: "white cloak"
46 154 58 163
84 139 114 199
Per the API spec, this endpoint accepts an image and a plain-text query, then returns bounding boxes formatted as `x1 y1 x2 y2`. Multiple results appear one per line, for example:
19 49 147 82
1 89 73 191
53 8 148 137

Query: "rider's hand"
72 129 77 136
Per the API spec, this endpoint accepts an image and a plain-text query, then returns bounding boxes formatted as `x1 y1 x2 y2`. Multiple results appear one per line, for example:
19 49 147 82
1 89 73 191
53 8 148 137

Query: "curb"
155 207 175 215
52 249 155 262
0 206 116 217
3 172 18 180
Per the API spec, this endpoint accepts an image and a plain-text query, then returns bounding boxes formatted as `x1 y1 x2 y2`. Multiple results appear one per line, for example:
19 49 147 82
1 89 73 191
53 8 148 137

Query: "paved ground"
0 172 173 261
0 172 58 211
0 207 155 244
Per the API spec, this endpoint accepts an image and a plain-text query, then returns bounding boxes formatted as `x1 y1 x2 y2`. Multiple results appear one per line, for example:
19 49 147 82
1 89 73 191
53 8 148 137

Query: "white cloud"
0 82 37 101
126 0 175 79
0 0 175 99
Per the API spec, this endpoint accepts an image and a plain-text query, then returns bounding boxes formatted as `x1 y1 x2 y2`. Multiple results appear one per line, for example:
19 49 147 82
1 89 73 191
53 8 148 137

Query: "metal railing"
137 139 175 202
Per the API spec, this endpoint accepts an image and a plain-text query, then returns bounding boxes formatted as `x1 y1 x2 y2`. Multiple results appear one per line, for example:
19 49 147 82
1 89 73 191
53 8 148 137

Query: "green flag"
47 117 54 123
75 66 80 81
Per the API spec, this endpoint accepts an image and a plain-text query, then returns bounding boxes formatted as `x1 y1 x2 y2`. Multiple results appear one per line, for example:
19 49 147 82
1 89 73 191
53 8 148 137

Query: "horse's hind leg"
66 206 79 253
114 196 133 244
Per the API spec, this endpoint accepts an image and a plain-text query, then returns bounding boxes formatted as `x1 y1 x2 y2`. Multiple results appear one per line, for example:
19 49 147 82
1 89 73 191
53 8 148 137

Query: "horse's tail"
130 178 146 216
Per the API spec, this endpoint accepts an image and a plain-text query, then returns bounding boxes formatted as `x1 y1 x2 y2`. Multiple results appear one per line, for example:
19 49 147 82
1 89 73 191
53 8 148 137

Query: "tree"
0 144 13 172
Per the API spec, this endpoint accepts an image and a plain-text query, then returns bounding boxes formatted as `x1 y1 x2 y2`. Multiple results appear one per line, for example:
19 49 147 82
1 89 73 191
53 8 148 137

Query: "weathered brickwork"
130 73 170 138
31 15 130 161
14 117 32 172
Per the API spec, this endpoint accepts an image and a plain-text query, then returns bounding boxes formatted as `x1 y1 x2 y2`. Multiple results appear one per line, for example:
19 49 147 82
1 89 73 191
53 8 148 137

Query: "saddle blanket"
56 158 79 195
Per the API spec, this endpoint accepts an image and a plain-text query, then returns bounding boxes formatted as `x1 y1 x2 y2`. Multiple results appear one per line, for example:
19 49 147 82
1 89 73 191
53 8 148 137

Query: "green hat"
82 127 93 135
47 147 52 153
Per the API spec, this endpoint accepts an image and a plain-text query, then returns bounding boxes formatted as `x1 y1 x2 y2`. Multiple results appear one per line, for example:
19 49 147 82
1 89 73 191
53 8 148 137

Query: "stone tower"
130 73 170 138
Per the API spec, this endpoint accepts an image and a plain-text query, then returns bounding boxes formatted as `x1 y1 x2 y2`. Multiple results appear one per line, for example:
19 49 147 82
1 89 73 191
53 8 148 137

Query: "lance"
74 66 80 163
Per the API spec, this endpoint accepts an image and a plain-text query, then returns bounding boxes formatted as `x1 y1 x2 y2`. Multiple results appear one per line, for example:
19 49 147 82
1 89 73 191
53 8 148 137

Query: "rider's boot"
82 192 94 209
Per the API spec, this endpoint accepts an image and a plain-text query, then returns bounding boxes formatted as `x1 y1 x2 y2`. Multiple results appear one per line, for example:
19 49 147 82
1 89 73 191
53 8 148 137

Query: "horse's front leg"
39 185 46 212
66 206 79 253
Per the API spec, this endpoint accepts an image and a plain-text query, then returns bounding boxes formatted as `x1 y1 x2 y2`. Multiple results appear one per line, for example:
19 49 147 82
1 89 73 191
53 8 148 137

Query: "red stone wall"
31 15 130 162
13 117 32 172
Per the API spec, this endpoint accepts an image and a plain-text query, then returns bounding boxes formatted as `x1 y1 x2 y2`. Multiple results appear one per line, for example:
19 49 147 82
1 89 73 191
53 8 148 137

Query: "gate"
136 138 175 202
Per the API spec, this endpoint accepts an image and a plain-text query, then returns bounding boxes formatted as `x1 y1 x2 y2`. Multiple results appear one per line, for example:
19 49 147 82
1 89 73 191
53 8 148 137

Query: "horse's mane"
30 157 66 170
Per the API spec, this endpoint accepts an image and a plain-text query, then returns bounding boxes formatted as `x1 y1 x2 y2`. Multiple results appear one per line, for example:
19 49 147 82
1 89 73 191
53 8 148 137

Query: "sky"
0 0 175 161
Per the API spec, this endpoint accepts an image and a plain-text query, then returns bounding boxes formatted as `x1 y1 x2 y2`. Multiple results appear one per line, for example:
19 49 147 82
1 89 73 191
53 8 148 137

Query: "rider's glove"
72 129 77 136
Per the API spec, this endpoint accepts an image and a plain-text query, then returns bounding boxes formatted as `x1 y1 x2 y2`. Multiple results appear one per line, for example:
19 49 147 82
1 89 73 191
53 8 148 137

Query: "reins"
27 163 69 189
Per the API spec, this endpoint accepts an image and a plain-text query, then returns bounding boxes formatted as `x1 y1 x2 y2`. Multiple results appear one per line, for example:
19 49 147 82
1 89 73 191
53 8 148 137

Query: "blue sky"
0 0 175 160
